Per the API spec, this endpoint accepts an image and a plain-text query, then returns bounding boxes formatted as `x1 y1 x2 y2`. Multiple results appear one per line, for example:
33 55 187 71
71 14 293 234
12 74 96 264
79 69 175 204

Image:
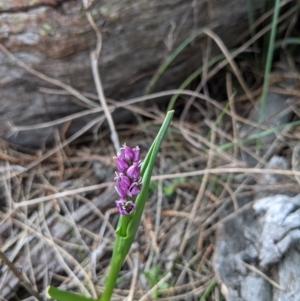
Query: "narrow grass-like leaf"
217 119 300 151
47 286 97 301
199 278 217 301
246 0 259 65
259 0 281 124
206 102 230 139
145 27 210 94
166 53 226 111
275 37 300 48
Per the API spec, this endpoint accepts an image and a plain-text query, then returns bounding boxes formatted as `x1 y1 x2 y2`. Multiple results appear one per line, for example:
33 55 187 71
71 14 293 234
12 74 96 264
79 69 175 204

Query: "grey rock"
214 194 300 301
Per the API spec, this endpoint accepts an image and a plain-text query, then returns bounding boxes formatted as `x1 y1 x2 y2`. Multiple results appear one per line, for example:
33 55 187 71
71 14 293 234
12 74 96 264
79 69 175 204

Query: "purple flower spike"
126 162 141 181
114 144 142 215
128 181 142 197
115 199 136 215
116 156 129 173
132 146 140 162
121 144 135 162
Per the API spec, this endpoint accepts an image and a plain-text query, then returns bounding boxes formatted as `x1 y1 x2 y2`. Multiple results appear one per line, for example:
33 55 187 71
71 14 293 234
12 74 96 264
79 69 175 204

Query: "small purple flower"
114 172 130 187
132 146 140 162
116 156 129 173
114 172 130 198
120 144 135 162
115 199 136 215
126 162 141 181
127 181 141 197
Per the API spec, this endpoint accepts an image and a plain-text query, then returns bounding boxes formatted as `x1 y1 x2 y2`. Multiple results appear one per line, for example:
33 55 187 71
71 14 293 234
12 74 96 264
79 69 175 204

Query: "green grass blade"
246 0 255 31
206 102 230 139
166 53 226 111
145 28 209 94
47 286 97 301
246 0 259 65
127 110 174 235
259 0 281 124
199 278 217 301
275 37 300 48
217 119 300 151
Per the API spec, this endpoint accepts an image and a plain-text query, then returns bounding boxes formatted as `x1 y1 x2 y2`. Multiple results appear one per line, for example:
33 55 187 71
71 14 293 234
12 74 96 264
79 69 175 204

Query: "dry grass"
1 1 300 300
1 70 300 300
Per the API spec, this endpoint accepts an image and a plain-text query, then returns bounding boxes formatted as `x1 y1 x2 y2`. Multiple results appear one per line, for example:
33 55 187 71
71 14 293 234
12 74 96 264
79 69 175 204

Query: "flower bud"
127 181 142 197
132 146 140 162
120 144 135 162
116 156 129 173
115 199 136 215
114 186 125 198
126 162 141 181
114 173 130 198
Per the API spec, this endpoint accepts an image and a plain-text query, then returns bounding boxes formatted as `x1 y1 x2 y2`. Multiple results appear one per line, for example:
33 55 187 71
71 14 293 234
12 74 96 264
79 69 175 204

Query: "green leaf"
46 286 97 301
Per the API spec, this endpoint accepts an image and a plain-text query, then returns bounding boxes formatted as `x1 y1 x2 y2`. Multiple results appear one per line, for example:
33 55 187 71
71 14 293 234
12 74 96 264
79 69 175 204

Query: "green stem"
100 248 124 301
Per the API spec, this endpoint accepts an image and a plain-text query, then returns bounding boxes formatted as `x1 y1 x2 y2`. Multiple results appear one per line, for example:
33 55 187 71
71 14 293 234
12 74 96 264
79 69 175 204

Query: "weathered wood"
0 0 262 147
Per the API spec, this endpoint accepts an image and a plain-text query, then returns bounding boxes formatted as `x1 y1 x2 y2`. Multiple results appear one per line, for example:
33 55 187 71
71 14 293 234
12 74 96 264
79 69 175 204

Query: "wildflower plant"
47 110 174 301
